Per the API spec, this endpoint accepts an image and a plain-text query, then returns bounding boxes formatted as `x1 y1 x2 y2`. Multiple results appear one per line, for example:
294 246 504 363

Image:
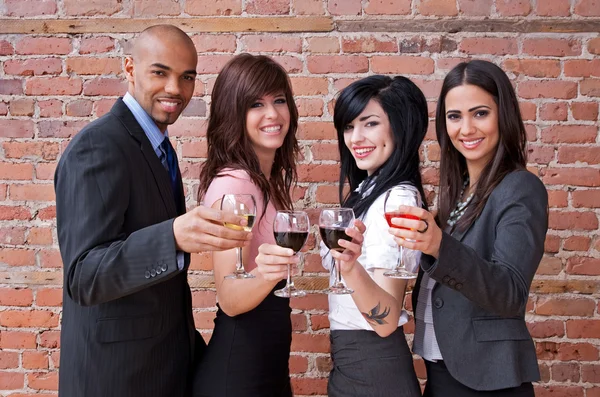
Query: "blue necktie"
160 137 181 204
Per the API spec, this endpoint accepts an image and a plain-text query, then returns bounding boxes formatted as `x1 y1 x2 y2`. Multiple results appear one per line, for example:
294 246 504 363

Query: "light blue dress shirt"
123 92 185 270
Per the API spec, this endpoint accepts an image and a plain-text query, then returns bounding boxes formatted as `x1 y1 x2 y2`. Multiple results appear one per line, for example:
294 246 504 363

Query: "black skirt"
192 281 292 397
328 327 422 397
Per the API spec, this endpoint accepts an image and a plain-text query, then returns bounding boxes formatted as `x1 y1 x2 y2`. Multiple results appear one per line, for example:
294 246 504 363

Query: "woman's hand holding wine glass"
220 194 257 279
388 205 442 259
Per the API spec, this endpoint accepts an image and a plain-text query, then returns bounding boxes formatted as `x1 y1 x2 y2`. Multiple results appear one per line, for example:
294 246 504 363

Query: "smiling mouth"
158 99 181 113
260 125 282 134
461 138 484 149
354 147 375 158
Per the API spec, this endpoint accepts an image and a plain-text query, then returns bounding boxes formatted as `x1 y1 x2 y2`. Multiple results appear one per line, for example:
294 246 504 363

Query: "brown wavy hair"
198 53 299 215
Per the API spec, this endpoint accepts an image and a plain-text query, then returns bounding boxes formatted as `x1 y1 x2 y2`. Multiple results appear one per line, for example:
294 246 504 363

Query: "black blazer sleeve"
55 125 181 306
421 170 548 317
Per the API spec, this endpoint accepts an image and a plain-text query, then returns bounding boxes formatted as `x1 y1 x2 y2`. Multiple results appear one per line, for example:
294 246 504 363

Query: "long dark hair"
436 60 527 230
334 75 429 218
198 53 299 214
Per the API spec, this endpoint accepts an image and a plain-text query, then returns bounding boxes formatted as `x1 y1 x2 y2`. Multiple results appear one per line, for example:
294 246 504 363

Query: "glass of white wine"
221 194 257 279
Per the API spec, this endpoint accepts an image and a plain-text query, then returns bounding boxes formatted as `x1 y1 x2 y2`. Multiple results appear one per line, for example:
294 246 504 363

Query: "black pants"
424 360 535 397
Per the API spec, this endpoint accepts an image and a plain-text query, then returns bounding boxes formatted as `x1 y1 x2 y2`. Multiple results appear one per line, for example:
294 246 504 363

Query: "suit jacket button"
448 278 456 287
455 283 463 290
442 275 450 283
150 269 156 277
161 264 168 272
434 298 444 309
144 270 151 279
156 267 162 275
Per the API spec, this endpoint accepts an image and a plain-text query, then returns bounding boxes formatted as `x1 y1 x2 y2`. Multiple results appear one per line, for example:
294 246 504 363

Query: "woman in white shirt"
322 75 429 397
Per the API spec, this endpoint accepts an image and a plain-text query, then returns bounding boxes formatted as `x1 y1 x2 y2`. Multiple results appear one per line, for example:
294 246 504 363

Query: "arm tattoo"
361 302 391 326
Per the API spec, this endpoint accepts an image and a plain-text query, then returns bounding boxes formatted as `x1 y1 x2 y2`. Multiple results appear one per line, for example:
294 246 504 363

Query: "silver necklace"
447 178 474 227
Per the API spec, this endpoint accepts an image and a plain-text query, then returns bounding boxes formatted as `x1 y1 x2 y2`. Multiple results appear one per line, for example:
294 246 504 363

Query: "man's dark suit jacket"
55 99 203 397
412 170 548 391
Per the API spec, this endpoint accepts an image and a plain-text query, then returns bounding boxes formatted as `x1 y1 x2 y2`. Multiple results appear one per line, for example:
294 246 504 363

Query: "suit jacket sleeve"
55 126 181 306
421 171 548 317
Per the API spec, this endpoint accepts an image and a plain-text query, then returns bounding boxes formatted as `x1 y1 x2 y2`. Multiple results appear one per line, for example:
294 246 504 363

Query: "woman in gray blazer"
388 60 548 396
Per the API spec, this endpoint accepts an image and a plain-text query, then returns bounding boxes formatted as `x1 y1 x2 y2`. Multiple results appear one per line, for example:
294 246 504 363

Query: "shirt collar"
123 92 168 155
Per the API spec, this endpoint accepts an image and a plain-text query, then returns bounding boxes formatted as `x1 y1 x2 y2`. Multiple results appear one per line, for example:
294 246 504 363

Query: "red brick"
3 142 59 161
66 57 122 75
291 378 328 395
365 0 411 14
0 331 37 349
0 79 23 95
38 120 87 138
496 0 531 15
566 257 600 275
37 206 56 221
191 290 216 308
0 226 26 245
307 55 368 74
567 319 600 338
181 141 207 159
328 0 361 15
66 100 93 117
527 144 554 165
537 256 562 275
9 184 56 202
549 210 598 230
371 56 434 74
23 351 49 370
16 37 71 55
293 0 324 14
544 167 600 187
310 143 340 161
291 313 308 331
185 0 241 15
0 102 7 116
551 363 580 382
36 289 63 307
563 236 591 251
564 60 600 78
0 310 59 328
558 147 600 165
572 190 600 208
291 77 329 95
50 351 60 368
298 122 336 140
536 297 596 316
418 0 458 15
0 206 31 221
193 311 216 329
191 34 236 53
240 35 301 52
0 288 33 307
0 351 19 369
290 293 328 311
64 0 122 15
503 59 560 78
541 125 597 144
540 102 568 121
169 119 207 138
79 36 115 54
9 99 35 117
94 99 115 117
246 0 289 14
534 385 584 397
557 343 599 361
582 364 600 383
38 100 63 118
457 0 493 15
297 98 324 117
4 59 62 76
581 78 600 97
289 355 308 374
291 333 329 353
589 37 600 55
523 38 582 57
38 249 63 269
132 0 181 16
0 371 24 390
518 81 578 99
304 37 339 53
298 164 339 183
26 77 82 96
575 0 600 16
571 102 598 121
269 56 303 73
315 185 339 204
82 77 127 96
0 40 14 55
196 55 234 74
39 331 60 348
310 314 330 331
459 38 517 55
28 371 58 391
527 320 565 338
536 0 570 16
341 36 397 53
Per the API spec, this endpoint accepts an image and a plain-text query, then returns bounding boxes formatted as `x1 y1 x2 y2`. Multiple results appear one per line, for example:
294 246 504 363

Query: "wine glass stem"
397 246 404 270
286 261 293 289
235 247 244 272
336 259 343 286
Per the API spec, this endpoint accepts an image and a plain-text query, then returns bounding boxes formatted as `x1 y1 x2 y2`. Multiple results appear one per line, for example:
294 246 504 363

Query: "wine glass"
221 194 257 279
273 211 309 298
319 208 355 295
383 186 422 279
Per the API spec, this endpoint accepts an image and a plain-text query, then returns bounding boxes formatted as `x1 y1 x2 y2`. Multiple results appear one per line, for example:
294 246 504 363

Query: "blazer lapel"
111 99 178 218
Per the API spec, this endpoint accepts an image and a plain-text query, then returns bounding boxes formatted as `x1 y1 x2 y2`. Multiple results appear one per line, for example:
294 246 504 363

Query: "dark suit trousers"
423 360 535 397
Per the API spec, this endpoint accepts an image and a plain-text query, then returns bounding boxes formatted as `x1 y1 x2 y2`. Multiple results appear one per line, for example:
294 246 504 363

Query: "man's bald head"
132 24 196 60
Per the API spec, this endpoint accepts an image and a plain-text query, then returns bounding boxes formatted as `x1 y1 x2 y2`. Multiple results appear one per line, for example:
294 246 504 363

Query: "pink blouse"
202 169 276 272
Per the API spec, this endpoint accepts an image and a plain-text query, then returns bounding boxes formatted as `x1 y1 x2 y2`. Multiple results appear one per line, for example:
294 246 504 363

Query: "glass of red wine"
221 194 257 279
273 210 309 298
319 208 355 295
383 186 422 279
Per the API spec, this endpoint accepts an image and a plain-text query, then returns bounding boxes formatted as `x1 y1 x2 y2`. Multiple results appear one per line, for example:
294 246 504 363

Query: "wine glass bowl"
221 194 257 279
319 208 355 295
273 211 309 298
383 186 422 279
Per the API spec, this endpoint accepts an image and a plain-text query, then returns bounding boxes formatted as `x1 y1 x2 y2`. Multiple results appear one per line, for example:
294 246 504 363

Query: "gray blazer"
55 99 202 397
412 170 548 391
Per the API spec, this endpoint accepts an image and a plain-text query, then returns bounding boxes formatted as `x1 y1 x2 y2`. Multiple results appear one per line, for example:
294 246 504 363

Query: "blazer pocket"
472 317 530 342
96 314 161 343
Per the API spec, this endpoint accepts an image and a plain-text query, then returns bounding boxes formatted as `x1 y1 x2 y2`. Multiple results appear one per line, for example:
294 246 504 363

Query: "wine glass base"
224 271 255 280
383 270 417 279
326 286 354 295
274 286 306 298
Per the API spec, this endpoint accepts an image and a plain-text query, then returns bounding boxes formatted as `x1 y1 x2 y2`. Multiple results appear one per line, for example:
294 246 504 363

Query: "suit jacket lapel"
111 99 178 218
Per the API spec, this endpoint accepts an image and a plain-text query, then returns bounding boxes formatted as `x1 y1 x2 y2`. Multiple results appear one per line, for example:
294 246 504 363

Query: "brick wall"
0 0 599 396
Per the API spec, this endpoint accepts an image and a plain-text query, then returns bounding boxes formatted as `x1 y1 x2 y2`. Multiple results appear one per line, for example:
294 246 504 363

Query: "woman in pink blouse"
192 54 300 397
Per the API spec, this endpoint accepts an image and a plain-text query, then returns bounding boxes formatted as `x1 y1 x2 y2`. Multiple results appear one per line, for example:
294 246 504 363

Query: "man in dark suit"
55 25 251 397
